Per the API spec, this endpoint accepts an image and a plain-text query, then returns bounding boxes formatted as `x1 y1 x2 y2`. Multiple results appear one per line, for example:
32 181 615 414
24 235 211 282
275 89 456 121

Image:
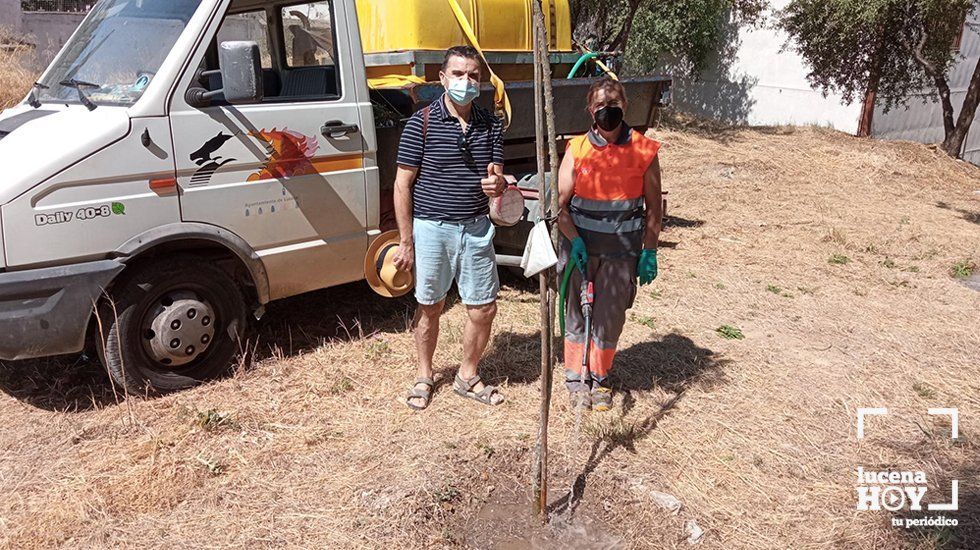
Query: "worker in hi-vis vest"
557 78 664 412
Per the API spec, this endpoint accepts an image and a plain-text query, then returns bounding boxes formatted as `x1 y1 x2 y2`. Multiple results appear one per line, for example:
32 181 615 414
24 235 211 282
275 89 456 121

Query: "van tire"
97 258 247 394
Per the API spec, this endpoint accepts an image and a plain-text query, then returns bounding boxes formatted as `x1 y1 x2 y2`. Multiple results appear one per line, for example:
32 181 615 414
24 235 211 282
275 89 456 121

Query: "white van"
0 0 670 392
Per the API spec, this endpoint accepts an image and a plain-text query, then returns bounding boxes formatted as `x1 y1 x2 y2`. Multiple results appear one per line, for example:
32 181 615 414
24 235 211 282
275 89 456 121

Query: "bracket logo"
855 408 959 529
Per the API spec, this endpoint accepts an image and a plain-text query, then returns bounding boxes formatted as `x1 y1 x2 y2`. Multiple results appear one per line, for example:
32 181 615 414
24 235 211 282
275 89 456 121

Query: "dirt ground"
1 122 978 549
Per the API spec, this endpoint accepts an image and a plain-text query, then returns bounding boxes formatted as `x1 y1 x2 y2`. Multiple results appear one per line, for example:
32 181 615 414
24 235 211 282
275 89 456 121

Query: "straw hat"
490 185 525 227
364 230 414 298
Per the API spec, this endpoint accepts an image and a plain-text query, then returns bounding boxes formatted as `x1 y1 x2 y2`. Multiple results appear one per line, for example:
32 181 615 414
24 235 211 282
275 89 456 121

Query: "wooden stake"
531 0 552 521
531 0 556 522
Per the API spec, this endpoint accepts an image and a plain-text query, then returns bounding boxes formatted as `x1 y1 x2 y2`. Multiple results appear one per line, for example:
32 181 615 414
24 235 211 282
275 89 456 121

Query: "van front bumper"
0 260 125 361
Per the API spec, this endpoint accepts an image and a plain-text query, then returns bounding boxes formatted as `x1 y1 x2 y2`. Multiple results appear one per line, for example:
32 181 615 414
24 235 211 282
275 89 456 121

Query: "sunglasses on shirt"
457 133 474 162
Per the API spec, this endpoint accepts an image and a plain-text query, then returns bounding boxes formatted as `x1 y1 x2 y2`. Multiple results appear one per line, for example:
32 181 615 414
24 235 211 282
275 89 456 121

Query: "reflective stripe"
571 213 645 234
570 196 643 212
563 338 616 378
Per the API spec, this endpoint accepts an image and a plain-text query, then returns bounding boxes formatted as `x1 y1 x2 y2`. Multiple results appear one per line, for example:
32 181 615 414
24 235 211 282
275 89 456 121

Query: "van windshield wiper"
58 79 100 111
28 82 48 109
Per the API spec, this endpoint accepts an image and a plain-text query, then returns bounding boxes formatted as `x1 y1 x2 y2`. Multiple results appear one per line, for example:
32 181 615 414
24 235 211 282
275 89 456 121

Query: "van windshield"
37 0 203 107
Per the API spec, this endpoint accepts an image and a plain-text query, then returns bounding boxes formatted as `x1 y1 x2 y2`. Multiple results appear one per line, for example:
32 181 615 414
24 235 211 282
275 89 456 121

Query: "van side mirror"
185 40 264 107
218 41 264 104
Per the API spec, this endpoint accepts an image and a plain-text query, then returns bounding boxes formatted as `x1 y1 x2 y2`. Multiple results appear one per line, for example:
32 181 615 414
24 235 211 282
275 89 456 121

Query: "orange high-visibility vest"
567 128 661 257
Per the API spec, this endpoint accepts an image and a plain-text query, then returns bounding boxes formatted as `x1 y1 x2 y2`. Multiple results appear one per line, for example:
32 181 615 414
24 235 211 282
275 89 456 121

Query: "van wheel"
97 258 247 394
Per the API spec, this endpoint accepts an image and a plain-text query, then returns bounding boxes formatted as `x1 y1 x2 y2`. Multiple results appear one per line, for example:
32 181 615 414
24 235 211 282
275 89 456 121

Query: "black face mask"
594 105 624 132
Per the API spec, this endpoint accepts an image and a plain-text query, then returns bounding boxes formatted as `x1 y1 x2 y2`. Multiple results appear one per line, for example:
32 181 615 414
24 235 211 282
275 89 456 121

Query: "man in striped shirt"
392 46 507 410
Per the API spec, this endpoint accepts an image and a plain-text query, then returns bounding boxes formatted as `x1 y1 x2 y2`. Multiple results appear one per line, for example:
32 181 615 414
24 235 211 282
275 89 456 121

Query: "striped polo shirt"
396 94 504 222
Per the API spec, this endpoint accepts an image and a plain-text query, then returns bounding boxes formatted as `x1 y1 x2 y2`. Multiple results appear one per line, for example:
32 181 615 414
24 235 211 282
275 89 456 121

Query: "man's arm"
643 156 663 249
393 165 418 272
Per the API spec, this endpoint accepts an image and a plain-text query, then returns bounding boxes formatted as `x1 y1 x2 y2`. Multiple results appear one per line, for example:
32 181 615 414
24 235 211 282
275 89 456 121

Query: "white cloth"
521 220 558 277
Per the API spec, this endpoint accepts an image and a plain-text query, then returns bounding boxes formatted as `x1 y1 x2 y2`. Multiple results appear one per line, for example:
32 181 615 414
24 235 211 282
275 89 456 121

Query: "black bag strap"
421 105 430 155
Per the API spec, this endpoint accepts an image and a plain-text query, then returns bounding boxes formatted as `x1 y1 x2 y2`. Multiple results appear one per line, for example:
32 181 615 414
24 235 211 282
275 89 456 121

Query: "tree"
781 0 977 158
569 0 767 74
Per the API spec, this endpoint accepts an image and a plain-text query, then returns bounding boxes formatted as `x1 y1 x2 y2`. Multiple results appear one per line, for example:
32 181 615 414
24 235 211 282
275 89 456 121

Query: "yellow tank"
355 0 573 53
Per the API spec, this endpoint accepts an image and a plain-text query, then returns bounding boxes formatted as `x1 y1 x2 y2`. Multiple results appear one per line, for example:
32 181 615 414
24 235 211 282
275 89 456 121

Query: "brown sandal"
453 374 504 406
406 377 435 411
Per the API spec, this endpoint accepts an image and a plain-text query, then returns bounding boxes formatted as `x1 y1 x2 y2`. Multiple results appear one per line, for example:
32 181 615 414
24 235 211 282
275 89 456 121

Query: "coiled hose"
558 262 576 335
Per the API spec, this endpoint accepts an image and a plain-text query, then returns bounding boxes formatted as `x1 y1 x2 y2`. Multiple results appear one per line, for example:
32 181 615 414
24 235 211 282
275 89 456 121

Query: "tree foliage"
569 0 767 75
781 0 977 156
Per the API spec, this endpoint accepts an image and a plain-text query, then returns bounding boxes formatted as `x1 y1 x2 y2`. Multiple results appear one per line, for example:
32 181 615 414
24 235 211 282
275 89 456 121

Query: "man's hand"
393 240 415 273
481 163 506 198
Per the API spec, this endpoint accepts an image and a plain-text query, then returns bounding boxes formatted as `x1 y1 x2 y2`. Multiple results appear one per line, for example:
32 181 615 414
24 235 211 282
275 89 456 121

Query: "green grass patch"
912 382 935 399
828 254 851 265
766 284 781 294
649 289 663 299
633 315 656 329
881 258 896 269
329 376 355 395
433 485 461 503
194 409 234 432
951 260 975 278
716 325 745 340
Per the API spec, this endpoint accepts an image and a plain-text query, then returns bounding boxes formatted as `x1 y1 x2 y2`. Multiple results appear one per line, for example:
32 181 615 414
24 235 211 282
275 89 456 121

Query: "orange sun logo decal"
247 128 320 182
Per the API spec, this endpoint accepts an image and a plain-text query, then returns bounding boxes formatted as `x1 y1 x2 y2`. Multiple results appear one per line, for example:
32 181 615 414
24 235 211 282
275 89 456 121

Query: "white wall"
675 0 862 133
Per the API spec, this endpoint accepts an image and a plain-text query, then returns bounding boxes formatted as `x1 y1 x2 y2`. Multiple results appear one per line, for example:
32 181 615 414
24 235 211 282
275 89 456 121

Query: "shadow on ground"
1 273 540 412
549 333 729 518
935 201 980 226
883 427 980 548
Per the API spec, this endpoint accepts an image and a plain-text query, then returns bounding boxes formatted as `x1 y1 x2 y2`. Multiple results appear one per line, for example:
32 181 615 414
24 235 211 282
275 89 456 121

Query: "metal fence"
21 0 92 12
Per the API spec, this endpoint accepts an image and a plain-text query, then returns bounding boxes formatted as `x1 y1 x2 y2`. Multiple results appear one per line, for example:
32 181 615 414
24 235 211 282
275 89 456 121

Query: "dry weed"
0 121 978 548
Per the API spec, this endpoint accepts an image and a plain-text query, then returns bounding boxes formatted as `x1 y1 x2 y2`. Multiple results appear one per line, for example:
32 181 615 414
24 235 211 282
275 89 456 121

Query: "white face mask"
446 77 480 106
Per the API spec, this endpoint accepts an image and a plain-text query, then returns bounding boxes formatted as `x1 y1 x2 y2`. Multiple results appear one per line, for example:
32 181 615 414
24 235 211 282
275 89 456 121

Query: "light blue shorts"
413 216 500 306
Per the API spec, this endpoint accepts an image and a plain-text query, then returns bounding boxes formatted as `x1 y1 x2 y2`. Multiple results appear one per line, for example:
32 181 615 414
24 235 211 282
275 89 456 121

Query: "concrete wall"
0 0 21 33
21 11 86 68
1 2 88 69
872 2 980 165
673 0 863 133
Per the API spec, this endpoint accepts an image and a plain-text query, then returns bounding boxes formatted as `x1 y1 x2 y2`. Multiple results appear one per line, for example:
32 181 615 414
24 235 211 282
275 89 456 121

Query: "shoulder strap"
422 105 431 156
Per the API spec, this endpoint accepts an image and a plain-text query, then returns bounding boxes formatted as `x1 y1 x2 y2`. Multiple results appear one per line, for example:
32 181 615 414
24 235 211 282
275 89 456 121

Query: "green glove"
570 237 589 274
638 248 658 285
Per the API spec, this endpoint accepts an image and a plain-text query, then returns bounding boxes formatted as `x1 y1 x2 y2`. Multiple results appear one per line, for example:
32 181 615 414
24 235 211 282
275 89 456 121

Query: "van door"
169 0 368 300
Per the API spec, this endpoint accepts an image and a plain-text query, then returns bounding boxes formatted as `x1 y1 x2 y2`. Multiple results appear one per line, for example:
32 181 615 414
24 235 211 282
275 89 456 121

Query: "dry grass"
0 34 35 109
1 120 979 548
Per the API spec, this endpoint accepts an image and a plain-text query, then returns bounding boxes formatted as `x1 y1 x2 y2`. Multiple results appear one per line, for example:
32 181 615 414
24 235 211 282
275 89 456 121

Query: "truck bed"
373 75 672 190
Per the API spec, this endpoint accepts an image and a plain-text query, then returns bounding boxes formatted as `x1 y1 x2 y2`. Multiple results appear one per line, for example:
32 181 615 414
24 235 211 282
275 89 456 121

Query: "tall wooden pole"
531 0 552 521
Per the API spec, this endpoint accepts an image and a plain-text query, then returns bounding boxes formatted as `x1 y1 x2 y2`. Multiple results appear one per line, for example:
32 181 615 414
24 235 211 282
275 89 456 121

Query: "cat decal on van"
188 132 237 187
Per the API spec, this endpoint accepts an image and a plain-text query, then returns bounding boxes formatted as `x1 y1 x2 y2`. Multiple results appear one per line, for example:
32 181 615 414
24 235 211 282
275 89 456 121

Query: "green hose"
567 52 598 79
558 262 576 335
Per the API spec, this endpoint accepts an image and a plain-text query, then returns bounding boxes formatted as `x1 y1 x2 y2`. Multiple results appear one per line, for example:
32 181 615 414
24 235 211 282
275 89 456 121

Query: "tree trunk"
934 75 956 141
858 44 884 137
942 56 980 158
608 0 644 52
906 28 957 145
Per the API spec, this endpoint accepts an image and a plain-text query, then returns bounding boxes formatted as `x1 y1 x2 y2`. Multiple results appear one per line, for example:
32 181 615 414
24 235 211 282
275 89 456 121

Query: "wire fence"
21 0 93 12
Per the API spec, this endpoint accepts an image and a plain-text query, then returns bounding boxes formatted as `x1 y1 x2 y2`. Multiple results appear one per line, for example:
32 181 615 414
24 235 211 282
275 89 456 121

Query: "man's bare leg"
408 300 445 408
458 301 503 404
